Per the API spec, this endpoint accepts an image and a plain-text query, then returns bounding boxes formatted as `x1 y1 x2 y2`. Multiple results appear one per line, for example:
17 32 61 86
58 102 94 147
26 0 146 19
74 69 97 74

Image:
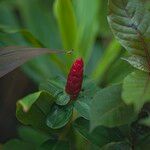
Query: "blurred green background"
0 0 149 144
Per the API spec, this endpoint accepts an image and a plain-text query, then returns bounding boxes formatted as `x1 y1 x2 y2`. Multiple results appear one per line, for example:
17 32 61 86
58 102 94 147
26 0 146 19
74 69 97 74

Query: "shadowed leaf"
90 84 136 130
0 46 65 78
73 118 125 148
122 70 150 112
16 91 55 133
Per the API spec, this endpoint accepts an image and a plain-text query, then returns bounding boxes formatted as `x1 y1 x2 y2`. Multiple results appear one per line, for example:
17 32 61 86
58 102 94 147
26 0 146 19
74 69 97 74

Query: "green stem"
91 39 121 83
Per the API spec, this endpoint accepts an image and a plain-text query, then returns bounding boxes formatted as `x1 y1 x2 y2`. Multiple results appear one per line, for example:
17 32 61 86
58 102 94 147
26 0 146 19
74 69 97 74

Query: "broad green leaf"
73 118 125 148
39 139 70 150
0 46 65 78
108 0 150 56
3 139 34 150
46 104 73 129
3 126 50 150
54 0 77 50
18 126 49 147
74 100 90 120
105 55 133 85
40 77 70 106
90 84 136 130
74 79 99 120
122 70 150 112
16 91 54 132
122 55 149 72
100 142 132 150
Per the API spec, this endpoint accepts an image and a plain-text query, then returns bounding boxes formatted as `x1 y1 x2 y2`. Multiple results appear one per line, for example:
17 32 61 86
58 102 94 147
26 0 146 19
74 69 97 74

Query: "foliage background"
0 0 150 149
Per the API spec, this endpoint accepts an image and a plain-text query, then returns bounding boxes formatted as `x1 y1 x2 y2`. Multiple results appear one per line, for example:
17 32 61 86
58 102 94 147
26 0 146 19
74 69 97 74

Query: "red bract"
65 58 84 100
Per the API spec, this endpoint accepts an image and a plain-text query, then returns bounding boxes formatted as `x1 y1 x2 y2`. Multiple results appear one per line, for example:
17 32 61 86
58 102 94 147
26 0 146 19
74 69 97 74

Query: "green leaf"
39 139 70 150
90 84 136 130
0 46 65 78
13 0 66 82
140 117 150 127
92 39 121 82
73 118 125 148
40 79 63 97
16 0 61 49
18 126 50 147
99 0 111 36
0 2 19 28
74 79 99 120
100 142 132 150
0 26 44 47
40 77 70 106
122 70 150 112
73 0 100 62
55 92 70 106
74 100 90 120
54 0 77 50
122 55 149 72
135 133 150 150
40 76 66 90
46 104 73 129
3 139 34 150
105 54 133 85
108 0 150 56
16 91 54 132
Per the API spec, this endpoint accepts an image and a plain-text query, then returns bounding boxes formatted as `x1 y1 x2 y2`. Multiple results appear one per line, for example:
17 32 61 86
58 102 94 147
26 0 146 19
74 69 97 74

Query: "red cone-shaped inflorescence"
65 58 84 100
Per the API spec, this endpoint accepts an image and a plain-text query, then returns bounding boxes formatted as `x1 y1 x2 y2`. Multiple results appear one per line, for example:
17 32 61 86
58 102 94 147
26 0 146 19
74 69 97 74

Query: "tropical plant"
0 0 150 149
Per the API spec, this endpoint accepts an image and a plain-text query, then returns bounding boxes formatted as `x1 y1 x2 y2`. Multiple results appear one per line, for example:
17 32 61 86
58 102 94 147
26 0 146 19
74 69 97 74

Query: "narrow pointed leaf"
54 0 77 49
74 79 99 120
0 46 64 78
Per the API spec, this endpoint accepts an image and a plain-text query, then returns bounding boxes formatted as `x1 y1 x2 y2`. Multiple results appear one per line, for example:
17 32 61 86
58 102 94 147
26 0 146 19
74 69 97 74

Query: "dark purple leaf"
0 46 65 78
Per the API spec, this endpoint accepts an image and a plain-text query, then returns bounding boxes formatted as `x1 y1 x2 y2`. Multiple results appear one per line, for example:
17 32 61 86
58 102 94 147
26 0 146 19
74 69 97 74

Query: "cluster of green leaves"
108 0 150 124
3 77 100 149
1 0 150 149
